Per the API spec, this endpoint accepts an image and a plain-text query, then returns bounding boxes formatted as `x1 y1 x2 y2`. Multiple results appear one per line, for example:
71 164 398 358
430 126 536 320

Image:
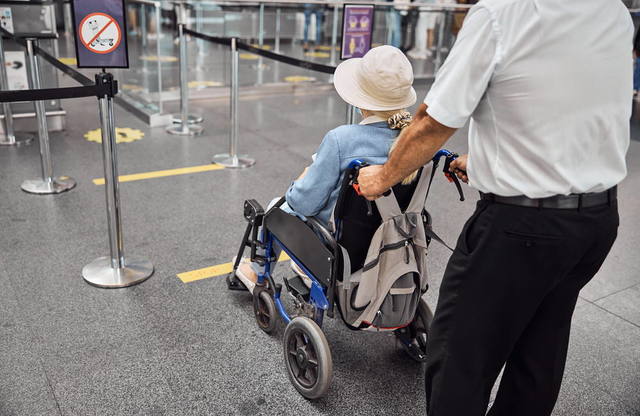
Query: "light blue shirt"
285 121 399 226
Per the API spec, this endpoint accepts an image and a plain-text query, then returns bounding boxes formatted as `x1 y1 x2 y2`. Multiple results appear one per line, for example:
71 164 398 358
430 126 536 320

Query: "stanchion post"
20 38 75 194
258 3 265 47
434 9 447 72
213 38 255 169
63 2 74 37
168 3 204 134
346 104 357 124
196 3 205 56
275 8 281 53
330 4 339 66
0 35 33 146
140 3 147 48
82 72 154 288
154 3 164 114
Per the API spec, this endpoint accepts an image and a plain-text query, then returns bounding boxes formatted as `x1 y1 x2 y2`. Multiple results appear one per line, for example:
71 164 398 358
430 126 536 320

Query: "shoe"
303 43 310 51
290 260 312 288
232 256 257 294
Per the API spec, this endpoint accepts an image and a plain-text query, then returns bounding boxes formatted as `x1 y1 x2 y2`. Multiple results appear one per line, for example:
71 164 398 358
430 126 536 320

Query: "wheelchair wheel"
398 298 433 363
283 317 333 400
253 289 277 334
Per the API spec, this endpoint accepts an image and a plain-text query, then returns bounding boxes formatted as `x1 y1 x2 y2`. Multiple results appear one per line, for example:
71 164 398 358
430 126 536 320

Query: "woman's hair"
368 109 419 185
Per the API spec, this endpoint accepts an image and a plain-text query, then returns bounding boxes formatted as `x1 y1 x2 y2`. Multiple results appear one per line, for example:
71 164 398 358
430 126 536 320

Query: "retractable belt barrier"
182 27 338 169
0 26 154 288
184 29 337 75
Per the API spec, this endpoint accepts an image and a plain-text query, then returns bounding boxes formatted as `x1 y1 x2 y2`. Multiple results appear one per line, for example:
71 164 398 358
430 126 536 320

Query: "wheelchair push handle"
347 160 389 216
433 150 466 202
349 160 392 197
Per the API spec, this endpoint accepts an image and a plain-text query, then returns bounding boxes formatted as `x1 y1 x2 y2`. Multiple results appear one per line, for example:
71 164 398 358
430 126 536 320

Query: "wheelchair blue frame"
257 232 330 327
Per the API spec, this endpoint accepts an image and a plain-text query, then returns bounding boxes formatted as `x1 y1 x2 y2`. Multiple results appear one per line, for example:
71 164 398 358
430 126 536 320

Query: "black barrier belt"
33 45 94 86
0 84 106 103
183 29 232 47
0 27 94 87
184 28 337 75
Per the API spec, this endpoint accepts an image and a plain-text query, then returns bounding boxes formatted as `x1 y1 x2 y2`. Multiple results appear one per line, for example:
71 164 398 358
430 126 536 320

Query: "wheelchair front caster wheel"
253 289 277 334
283 317 333 400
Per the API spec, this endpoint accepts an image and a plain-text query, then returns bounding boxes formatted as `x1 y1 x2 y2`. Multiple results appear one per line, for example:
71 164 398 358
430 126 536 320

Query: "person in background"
387 0 404 48
303 4 325 51
407 0 436 59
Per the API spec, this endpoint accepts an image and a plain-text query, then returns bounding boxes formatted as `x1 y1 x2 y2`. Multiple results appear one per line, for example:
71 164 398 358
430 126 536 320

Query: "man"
357 0 633 415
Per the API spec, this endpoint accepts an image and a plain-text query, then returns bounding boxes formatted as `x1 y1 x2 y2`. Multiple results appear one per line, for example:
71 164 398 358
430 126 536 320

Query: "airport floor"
1 69 640 415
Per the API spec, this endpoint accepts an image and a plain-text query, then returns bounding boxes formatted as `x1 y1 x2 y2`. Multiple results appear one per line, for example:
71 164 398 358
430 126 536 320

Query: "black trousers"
425 197 619 416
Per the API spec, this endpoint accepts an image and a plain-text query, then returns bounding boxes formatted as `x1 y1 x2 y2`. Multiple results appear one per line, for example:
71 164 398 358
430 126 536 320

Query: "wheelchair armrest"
305 217 338 255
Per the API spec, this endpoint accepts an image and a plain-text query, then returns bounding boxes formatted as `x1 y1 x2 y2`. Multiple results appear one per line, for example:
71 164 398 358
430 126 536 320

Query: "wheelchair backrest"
333 168 422 274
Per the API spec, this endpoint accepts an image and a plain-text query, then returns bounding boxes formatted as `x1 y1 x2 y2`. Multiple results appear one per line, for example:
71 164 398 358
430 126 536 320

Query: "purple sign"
341 4 375 60
71 0 129 68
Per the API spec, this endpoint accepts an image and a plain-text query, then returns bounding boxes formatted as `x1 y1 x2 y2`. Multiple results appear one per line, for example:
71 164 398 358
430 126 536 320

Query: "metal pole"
346 104 357 124
141 4 148 48
155 3 164 114
63 2 73 37
330 4 339 66
0 36 33 146
20 39 75 195
275 8 281 53
434 10 447 72
196 3 205 56
168 3 203 134
82 77 154 288
213 38 255 169
258 3 265 47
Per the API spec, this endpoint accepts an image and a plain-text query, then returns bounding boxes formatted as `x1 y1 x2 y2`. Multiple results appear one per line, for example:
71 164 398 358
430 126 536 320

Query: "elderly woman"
234 45 419 292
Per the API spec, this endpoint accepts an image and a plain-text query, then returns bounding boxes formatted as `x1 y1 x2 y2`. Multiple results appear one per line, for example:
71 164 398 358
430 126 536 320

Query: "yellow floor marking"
84 127 144 144
177 252 291 283
122 84 144 92
93 164 224 185
284 75 316 83
304 51 330 58
250 44 272 50
188 80 223 88
140 55 178 62
314 45 339 51
239 53 259 60
58 57 77 65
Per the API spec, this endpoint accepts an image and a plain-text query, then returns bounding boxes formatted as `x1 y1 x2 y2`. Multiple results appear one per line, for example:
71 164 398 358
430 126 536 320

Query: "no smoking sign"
72 0 129 68
79 13 121 54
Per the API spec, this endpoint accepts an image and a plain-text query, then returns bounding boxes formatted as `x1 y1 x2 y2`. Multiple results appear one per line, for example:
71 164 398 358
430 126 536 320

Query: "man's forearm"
381 104 457 188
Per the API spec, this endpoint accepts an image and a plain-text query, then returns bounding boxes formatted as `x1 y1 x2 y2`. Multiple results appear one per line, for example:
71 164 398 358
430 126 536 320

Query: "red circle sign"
78 12 122 55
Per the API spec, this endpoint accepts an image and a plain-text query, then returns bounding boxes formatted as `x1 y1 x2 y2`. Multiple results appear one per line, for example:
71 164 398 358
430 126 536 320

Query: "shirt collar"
359 115 387 125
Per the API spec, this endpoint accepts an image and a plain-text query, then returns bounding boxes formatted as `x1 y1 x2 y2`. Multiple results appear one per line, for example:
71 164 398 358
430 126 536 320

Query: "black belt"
480 187 617 209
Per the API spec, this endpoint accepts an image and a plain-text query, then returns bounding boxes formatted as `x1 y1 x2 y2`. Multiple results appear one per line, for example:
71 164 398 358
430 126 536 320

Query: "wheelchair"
227 150 464 399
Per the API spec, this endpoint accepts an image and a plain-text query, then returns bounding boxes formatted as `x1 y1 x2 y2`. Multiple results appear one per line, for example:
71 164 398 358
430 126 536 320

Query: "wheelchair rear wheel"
283 317 333 400
253 288 277 334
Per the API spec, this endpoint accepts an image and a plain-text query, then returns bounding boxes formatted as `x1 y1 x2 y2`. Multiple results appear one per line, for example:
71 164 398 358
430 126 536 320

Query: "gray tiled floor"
0 67 639 415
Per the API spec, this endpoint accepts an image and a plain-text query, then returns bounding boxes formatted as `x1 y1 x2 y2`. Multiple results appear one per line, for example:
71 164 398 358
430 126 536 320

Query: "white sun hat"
333 45 417 111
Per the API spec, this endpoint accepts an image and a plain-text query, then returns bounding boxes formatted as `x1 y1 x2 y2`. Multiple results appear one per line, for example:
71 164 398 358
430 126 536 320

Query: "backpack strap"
406 162 436 213
373 189 403 221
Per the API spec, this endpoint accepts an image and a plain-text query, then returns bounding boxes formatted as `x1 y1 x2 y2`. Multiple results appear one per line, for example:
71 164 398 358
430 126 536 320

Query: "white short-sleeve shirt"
425 0 634 198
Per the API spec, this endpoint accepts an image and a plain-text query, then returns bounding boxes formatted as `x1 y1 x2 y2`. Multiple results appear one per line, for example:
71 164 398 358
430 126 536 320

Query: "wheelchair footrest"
284 275 310 300
226 273 248 291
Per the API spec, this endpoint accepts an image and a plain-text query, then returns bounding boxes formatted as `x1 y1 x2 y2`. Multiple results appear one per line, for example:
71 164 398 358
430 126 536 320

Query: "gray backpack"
336 164 432 331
